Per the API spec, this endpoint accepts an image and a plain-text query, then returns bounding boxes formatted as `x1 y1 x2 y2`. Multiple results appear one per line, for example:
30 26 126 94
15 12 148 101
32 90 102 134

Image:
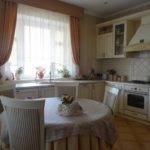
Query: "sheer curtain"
9 4 75 79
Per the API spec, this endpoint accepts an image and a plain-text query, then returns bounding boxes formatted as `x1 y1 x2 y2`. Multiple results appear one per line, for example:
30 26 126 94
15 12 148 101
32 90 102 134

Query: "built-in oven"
124 85 149 120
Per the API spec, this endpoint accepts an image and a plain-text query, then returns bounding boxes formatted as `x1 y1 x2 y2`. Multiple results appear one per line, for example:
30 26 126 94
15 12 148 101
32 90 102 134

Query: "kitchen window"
8 4 75 79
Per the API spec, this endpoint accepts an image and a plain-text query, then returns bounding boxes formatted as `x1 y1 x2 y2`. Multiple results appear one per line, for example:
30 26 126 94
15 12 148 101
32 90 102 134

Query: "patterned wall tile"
101 57 150 81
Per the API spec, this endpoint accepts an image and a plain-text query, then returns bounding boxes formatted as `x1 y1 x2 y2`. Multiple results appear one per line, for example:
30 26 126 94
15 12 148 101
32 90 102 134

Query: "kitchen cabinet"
78 83 105 101
39 86 55 98
15 85 55 99
91 83 105 102
96 20 136 58
113 20 135 58
15 88 39 99
78 84 92 99
96 25 113 58
0 84 15 98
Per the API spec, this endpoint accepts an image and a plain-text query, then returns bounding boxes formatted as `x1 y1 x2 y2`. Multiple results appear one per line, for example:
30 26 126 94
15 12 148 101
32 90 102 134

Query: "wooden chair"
0 96 45 150
103 86 119 115
54 82 79 99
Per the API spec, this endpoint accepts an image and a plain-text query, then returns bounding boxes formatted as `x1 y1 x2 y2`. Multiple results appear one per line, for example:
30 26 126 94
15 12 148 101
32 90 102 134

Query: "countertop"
15 80 105 89
106 80 150 88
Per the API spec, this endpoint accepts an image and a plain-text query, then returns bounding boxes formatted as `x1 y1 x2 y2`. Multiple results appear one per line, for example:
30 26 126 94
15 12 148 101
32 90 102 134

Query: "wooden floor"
113 117 150 150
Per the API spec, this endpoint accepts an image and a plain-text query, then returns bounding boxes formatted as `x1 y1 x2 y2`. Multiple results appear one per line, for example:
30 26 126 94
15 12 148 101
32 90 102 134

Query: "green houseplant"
57 67 70 78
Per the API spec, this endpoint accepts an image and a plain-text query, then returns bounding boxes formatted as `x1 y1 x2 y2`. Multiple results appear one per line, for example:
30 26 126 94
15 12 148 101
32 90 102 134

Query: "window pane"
8 4 75 79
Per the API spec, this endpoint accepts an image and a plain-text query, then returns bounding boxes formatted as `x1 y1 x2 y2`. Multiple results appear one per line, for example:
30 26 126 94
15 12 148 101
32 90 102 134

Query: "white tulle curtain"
9 4 75 79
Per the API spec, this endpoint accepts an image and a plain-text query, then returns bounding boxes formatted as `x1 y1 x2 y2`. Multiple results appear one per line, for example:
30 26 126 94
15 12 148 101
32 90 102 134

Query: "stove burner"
129 80 150 84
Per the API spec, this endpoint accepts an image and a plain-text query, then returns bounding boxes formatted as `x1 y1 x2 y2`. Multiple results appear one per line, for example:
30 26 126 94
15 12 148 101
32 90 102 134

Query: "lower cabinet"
78 83 105 102
15 88 39 99
15 86 55 99
39 86 55 98
78 84 92 99
15 82 105 101
91 83 105 102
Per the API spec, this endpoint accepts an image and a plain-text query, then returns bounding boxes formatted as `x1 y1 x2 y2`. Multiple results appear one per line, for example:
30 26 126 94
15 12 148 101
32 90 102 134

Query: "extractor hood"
126 16 150 52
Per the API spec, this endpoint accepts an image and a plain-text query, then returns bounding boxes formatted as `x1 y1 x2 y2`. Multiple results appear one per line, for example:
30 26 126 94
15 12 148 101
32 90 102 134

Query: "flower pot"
37 72 44 79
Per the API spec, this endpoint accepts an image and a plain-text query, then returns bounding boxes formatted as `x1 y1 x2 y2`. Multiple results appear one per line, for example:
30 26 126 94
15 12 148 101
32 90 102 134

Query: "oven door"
124 91 148 115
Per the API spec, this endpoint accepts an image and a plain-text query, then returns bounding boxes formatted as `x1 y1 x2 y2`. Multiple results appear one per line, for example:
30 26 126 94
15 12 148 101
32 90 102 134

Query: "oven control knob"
134 88 137 90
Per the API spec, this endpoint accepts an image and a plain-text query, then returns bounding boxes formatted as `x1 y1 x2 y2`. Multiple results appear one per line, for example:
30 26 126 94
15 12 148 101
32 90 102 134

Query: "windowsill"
0 77 76 85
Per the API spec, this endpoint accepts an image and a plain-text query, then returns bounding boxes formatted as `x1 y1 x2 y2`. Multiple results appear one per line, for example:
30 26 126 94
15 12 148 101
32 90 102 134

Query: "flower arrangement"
57 67 70 78
61 94 74 104
36 66 45 79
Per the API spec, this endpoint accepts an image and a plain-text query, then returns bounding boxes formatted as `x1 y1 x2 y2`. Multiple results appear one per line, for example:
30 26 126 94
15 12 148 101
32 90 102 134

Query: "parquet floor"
113 117 150 150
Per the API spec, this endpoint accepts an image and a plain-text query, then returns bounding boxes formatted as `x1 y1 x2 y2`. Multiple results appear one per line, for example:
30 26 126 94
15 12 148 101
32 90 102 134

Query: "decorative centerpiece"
58 94 83 116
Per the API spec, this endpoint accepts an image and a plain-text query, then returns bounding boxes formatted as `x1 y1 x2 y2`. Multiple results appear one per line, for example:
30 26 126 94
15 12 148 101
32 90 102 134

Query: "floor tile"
113 117 150 150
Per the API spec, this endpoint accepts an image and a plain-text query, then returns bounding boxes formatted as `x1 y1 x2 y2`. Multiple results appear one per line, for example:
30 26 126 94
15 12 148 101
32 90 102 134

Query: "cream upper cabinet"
113 20 135 58
96 32 113 58
96 20 136 58
96 25 113 58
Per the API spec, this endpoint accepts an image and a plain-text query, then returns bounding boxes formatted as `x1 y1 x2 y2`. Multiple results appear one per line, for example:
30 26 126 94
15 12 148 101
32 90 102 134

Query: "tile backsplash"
101 57 150 81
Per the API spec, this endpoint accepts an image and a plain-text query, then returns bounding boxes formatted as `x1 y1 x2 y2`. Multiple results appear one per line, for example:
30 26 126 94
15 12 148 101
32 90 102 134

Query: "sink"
38 81 53 85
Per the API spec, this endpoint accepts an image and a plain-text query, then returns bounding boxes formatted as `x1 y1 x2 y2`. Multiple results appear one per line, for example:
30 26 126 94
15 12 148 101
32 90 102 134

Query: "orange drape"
0 0 17 66
70 16 80 76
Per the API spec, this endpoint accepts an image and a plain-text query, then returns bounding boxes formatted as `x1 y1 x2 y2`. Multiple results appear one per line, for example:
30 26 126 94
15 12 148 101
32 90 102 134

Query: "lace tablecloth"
45 97 118 146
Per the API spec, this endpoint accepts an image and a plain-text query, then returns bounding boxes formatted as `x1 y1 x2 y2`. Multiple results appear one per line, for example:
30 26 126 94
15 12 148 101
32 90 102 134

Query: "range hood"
126 16 150 52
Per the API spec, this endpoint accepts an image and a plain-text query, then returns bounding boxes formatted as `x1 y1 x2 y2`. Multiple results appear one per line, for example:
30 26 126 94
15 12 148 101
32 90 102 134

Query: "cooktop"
128 80 150 84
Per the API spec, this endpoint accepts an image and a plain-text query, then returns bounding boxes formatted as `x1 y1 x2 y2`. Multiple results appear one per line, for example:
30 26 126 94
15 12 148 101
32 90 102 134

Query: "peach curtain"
70 16 80 76
0 0 17 66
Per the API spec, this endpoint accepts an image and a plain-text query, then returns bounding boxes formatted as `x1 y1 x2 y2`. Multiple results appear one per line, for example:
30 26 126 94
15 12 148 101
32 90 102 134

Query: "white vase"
15 73 22 80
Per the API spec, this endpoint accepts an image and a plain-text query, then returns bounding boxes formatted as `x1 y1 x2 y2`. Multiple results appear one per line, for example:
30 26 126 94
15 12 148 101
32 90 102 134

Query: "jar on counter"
121 75 128 82
116 75 121 82
108 74 113 81
112 75 117 81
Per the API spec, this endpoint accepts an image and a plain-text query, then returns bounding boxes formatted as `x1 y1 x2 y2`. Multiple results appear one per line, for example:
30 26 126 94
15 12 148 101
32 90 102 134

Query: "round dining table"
45 97 118 150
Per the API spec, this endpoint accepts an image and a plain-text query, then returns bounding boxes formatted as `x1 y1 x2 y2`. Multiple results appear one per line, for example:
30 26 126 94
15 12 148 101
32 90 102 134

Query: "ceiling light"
104 1 108 5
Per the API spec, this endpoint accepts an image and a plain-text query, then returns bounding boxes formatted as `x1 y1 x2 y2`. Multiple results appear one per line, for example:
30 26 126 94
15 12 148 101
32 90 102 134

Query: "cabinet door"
78 84 91 99
105 33 114 58
96 33 113 58
40 86 55 98
113 21 126 57
15 88 39 99
96 34 105 58
91 83 105 102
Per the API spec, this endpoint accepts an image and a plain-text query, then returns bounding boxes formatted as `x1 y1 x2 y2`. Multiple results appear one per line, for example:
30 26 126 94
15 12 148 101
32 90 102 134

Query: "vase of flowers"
36 66 45 79
58 94 83 116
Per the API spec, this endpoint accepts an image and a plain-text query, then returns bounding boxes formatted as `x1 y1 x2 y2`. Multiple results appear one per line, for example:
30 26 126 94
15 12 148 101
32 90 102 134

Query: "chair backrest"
0 96 45 150
103 86 119 114
54 82 79 99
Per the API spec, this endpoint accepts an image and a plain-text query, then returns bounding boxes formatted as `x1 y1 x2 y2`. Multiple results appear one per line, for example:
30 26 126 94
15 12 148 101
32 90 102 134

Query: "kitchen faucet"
49 71 52 82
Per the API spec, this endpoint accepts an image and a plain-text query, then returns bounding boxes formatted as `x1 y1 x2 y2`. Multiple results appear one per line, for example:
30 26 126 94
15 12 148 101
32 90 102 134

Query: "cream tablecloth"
45 97 118 150
0 97 118 150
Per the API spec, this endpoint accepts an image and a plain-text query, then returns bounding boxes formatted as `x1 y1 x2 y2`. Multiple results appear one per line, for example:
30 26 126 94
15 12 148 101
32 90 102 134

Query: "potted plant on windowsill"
57 67 70 78
36 66 45 79
15 67 24 80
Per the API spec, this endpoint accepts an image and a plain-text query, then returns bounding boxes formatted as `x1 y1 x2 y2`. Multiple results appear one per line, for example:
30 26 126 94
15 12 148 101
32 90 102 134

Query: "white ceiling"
60 0 150 18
